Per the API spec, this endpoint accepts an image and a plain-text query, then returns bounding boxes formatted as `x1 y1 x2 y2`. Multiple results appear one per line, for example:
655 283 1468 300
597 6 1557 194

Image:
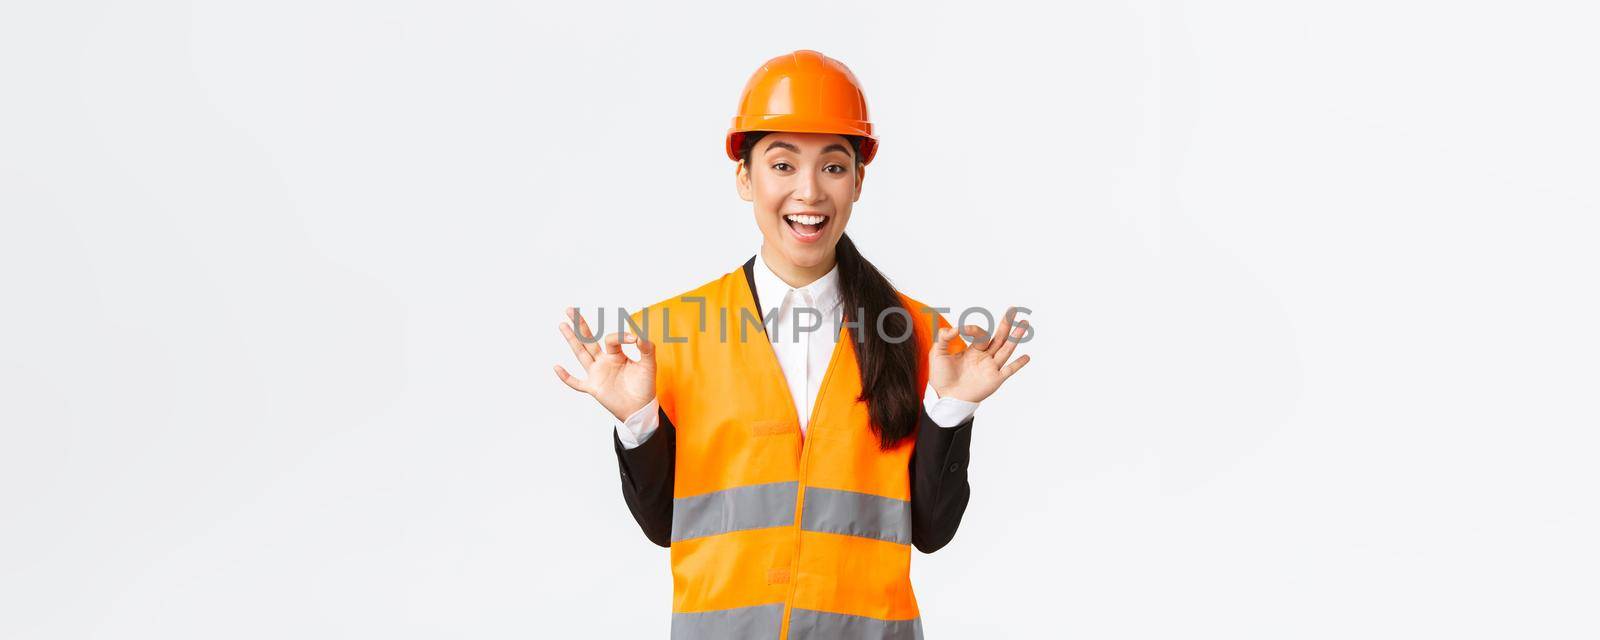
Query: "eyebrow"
763 140 855 159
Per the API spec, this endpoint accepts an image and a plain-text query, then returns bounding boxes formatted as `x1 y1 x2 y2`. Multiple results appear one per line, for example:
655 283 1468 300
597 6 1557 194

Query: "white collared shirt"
615 251 979 449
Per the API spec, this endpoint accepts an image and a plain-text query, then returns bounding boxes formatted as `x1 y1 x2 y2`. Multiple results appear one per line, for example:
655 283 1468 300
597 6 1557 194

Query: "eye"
823 163 846 174
770 162 793 172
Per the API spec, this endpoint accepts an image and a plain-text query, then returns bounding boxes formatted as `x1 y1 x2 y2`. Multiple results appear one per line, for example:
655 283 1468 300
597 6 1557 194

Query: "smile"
784 213 831 243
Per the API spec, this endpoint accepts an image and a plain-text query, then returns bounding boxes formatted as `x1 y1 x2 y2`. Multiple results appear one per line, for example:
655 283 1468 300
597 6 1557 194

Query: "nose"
792 170 824 205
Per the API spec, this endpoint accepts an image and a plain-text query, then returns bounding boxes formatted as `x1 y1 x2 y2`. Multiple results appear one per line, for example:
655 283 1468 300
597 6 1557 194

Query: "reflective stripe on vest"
671 605 924 640
671 481 798 543
671 481 910 545
670 603 785 638
788 609 925 640
799 486 912 545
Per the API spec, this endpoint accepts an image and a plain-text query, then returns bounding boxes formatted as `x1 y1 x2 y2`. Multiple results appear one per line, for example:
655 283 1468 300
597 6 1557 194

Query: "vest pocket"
750 418 797 438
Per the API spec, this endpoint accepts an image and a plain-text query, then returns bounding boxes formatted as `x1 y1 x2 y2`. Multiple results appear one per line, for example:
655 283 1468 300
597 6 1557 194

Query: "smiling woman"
739 132 858 247
734 129 930 450
555 49 1031 640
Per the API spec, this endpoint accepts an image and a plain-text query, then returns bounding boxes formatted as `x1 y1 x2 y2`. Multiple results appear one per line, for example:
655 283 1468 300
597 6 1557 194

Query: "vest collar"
746 251 843 324
735 256 853 433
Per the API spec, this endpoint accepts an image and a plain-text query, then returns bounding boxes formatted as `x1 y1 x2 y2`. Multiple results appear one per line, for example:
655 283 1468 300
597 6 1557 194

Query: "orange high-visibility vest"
627 263 962 640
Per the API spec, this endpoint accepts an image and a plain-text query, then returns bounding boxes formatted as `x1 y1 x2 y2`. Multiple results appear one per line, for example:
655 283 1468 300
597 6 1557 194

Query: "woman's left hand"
928 307 1031 403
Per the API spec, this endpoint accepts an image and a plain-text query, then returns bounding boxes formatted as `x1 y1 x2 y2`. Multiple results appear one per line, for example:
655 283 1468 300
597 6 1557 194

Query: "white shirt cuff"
923 385 978 428
614 397 660 450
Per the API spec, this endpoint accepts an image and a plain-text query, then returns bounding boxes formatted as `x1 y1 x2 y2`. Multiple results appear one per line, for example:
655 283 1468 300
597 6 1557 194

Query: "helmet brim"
726 115 878 165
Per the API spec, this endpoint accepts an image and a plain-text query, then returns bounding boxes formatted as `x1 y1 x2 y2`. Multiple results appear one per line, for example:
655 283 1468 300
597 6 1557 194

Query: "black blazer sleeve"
909 407 975 554
612 406 676 548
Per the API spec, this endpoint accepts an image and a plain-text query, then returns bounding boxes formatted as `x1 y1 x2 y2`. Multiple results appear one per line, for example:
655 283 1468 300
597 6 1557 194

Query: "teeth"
785 214 825 225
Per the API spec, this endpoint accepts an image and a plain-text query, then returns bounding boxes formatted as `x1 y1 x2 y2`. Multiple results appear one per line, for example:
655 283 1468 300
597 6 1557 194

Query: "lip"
781 211 831 244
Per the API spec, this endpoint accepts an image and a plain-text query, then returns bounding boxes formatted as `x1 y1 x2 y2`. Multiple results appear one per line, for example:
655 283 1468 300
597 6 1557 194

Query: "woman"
555 50 1030 640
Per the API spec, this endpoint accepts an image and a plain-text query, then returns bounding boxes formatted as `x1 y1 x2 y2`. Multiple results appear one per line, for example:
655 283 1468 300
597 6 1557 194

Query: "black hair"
739 131 921 450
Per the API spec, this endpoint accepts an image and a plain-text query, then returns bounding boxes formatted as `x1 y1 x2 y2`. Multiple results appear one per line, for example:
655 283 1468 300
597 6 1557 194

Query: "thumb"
931 327 954 355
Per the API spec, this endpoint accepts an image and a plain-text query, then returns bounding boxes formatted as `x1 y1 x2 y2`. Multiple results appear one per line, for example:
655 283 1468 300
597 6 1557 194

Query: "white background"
3 1 1597 638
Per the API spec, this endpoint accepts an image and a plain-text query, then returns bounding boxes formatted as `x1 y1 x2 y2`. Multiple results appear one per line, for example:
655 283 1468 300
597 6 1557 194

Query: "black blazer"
610 257 975 554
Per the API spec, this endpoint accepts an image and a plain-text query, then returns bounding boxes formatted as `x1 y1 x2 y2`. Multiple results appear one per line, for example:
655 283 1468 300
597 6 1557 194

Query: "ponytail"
835 234 922 450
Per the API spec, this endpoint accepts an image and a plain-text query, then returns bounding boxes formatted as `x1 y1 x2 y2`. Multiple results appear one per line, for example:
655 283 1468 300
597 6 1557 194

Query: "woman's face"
736 132 864 272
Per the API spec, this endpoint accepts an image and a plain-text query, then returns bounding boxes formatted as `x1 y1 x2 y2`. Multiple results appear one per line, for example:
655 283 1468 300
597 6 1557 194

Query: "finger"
931 327 955 355
990 319 1027 363
1001 354 1031 379
559 322 596 368
566 308 602 359
963 324 992 351
553 364 586 393
984 307 1019 355
636 330 657 364
602 331 623 356
619 328 644 356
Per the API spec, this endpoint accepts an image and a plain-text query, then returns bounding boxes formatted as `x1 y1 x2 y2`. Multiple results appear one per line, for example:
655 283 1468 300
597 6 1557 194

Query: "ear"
735 162 754 202
852 163 866 202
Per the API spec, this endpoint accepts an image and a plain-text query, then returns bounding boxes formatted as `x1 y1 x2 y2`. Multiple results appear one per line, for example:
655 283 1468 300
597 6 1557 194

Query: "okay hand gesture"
554 308 656 422
928 307 1031 403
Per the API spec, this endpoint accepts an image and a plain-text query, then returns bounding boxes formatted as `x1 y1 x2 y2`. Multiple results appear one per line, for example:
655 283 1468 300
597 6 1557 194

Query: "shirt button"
948 462 961 473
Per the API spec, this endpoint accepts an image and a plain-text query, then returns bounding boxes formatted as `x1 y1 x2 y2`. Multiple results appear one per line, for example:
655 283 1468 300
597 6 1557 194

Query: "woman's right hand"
554 307 656 422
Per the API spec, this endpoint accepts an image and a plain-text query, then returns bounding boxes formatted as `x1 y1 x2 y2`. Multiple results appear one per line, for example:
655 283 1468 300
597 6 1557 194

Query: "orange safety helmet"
726 50 879 166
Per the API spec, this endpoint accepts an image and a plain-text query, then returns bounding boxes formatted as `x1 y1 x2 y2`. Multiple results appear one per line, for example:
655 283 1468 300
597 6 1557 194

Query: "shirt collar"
751 249 843 318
